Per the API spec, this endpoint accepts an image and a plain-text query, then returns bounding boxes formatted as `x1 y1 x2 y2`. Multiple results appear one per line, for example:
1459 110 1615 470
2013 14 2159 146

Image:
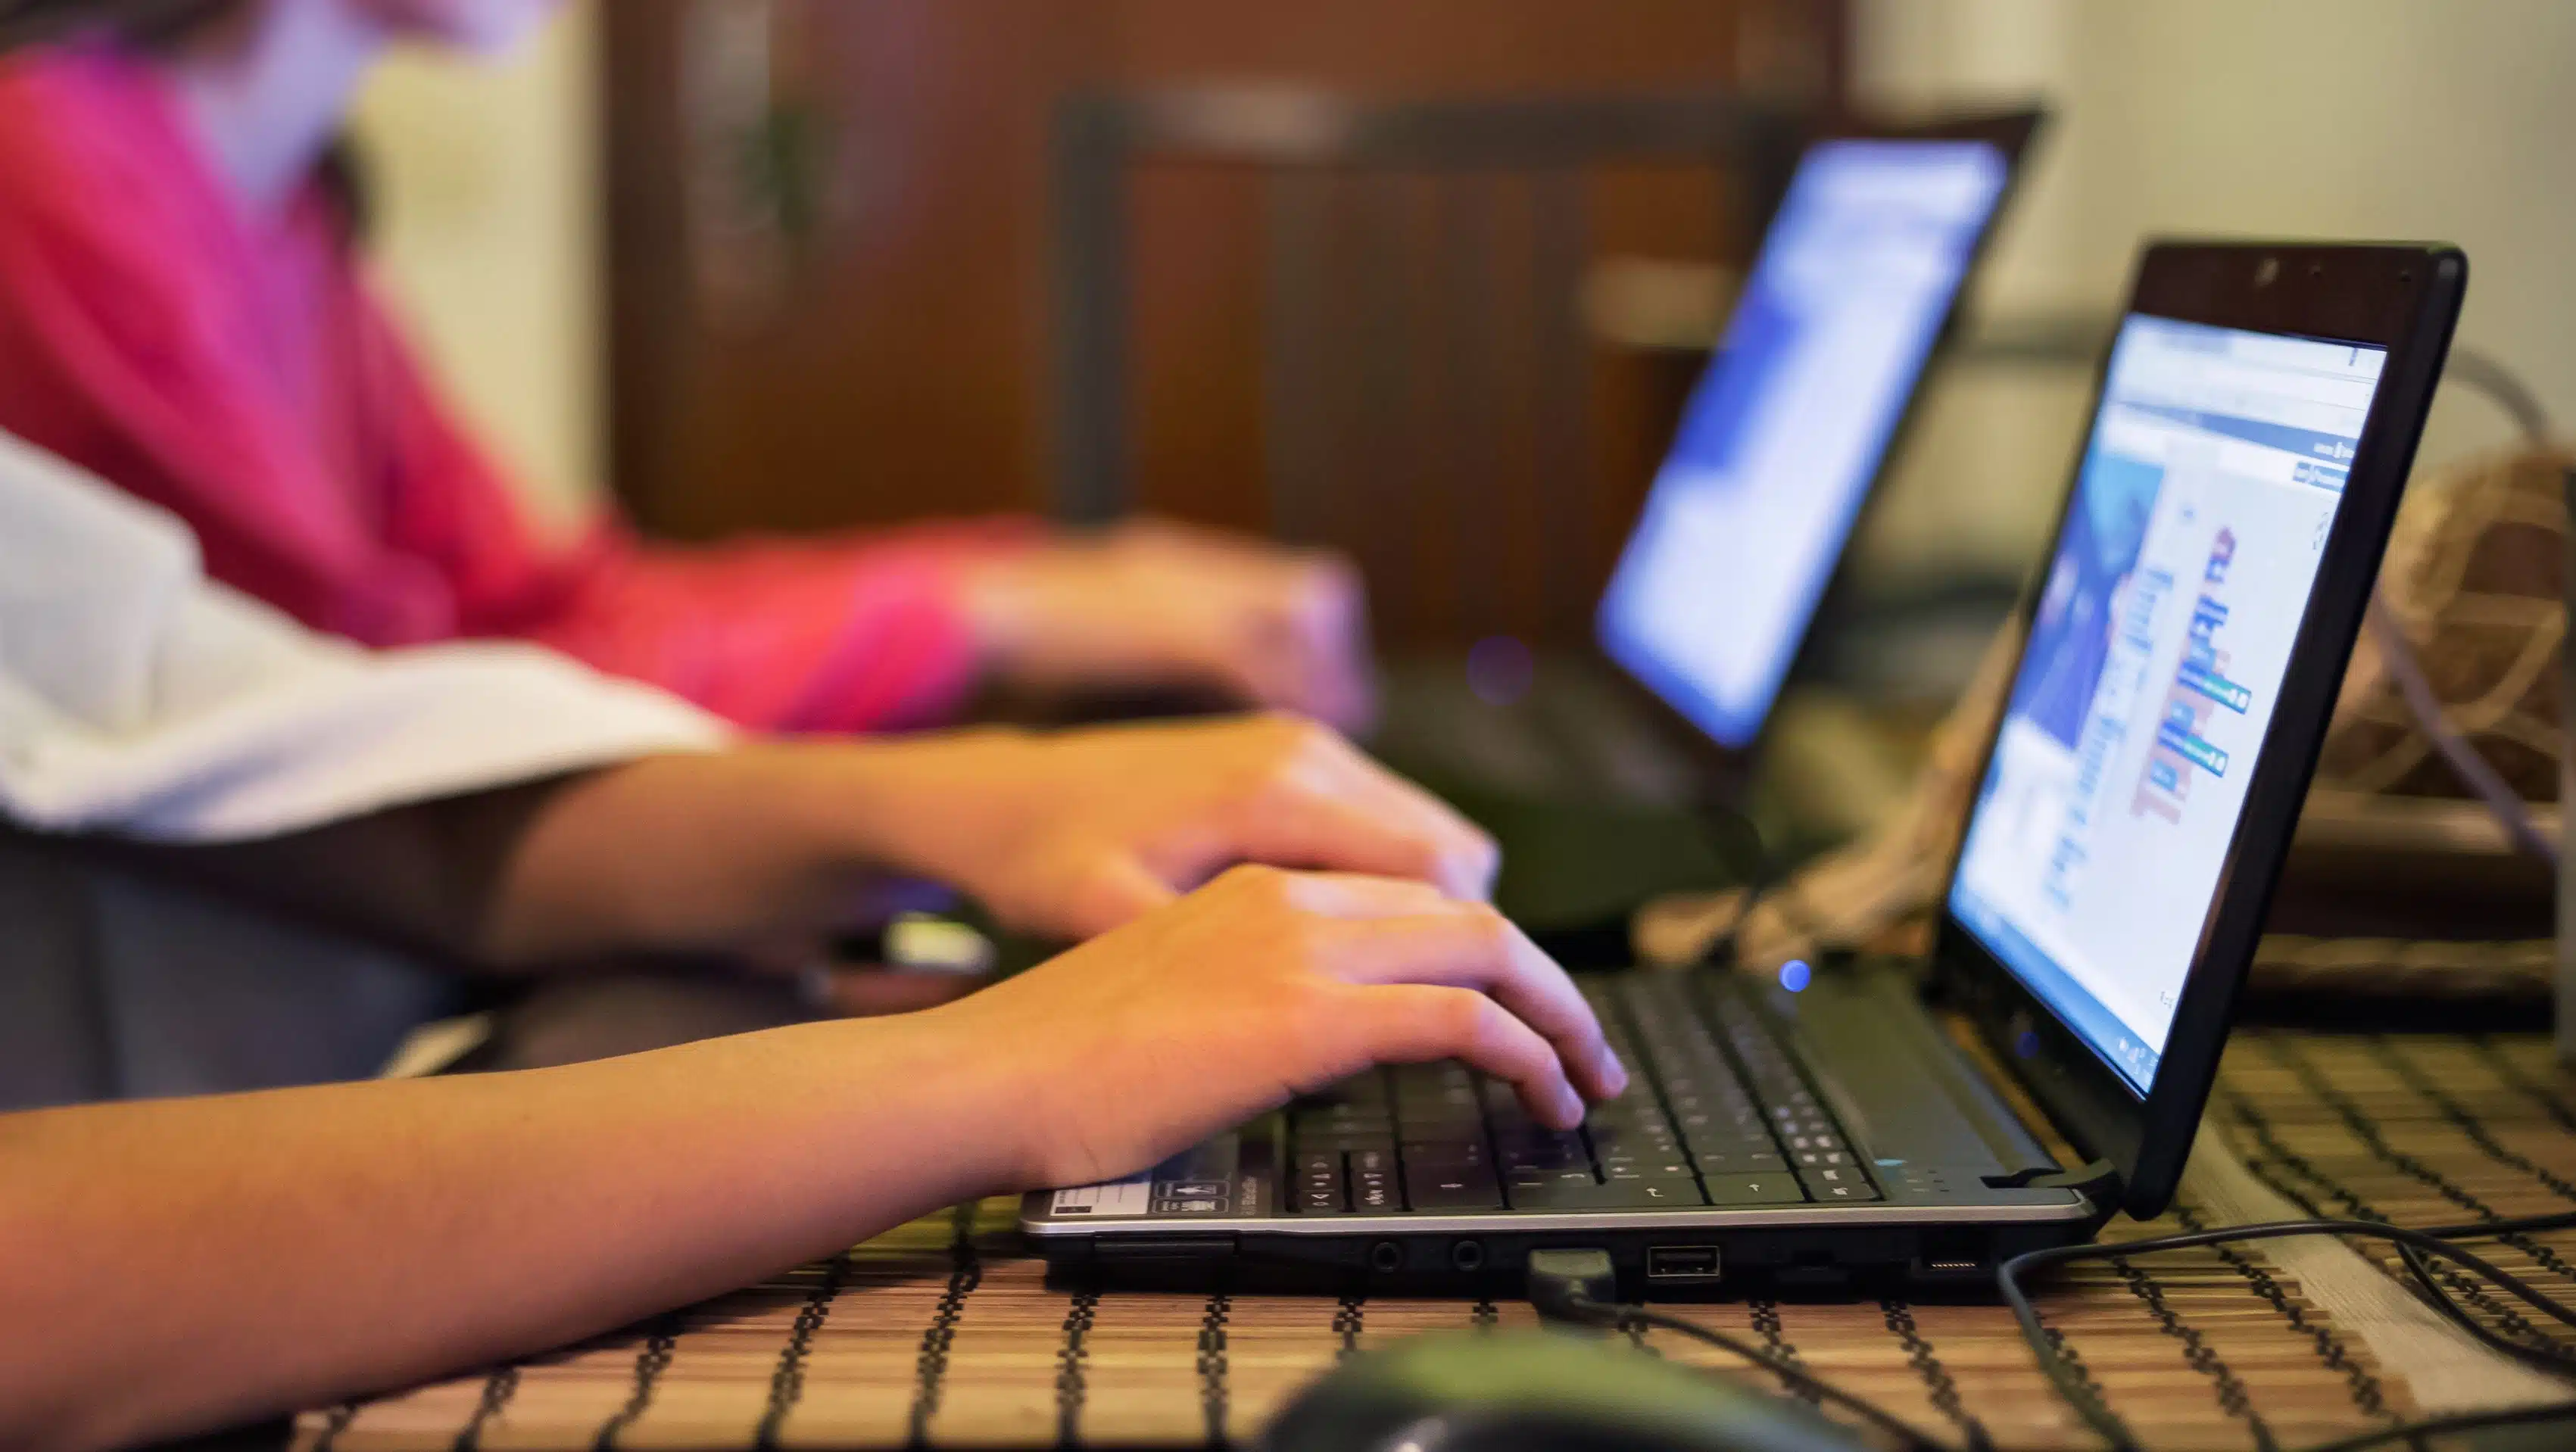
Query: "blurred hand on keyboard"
962 518 1377 731
872 713 1496 939
927 864 1626 1191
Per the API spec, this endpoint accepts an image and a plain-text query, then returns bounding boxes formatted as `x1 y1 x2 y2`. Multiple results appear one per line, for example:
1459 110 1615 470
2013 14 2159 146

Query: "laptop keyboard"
1287 973 1879 1216
1371 661 1699 806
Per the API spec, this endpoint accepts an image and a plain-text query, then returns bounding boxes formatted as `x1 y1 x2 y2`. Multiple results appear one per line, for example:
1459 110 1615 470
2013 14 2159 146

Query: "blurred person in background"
0 0 1376 737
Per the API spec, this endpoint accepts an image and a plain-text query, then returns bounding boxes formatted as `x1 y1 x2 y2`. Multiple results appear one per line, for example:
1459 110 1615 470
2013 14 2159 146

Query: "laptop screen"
1595 138 2010 749
1949 315 2389 1092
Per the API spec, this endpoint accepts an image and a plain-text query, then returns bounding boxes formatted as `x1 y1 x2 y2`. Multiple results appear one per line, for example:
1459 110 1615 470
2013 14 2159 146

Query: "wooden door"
602 0 1845 645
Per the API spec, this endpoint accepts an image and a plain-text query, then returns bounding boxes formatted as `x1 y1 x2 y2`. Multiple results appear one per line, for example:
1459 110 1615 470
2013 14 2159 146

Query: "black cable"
2299 1401 2576 1452
2385 1208 2576 1376
1686 797 1776 967
1523 1248 1931 1443
1524 1209 2576 1452
1999 1213 2576 1452
1698 861 1792 969
2387 1239 2576 1375
1689 808 1842 969
1607 1301 1943 1450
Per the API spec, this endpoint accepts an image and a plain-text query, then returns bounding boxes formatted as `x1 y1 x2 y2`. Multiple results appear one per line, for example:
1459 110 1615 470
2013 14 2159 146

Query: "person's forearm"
83 734 1018 973
476 732 1037 964
0 1012 1020 1452
108 714 1489 974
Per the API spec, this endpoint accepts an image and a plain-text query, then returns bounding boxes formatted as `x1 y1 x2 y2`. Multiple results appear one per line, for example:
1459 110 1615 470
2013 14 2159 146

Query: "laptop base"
1371 653 1745 931
1024 964 2107 1301
1036 1212 2104 1304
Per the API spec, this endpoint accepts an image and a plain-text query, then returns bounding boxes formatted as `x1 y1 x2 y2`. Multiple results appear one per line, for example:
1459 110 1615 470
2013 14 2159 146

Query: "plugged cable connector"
1523 1247 1619 1324
1523 1247 1942 1449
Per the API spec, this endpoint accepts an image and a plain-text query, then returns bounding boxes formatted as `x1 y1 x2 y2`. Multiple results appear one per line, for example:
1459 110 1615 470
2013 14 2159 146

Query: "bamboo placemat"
296 1030 2576 1451
2208 1033 2576 1363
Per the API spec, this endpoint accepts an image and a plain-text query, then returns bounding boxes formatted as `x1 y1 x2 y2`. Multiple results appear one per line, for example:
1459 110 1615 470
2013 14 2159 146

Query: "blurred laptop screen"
1949 316 2387 1092
1596 139 2010 749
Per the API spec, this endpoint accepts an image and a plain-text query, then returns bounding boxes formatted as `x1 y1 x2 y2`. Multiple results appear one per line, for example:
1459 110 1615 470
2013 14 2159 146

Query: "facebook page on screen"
1949 316 2387 1092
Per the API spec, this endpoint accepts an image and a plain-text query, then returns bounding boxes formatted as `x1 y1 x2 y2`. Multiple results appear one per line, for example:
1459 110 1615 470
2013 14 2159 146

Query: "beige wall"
1863 0 2576 400
351 1 602 529
1849 0 2576 581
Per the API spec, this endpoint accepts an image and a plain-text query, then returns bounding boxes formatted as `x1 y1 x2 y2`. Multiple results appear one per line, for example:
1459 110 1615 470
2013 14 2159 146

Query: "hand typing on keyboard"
935 864 1627 1192
844 713 1499 940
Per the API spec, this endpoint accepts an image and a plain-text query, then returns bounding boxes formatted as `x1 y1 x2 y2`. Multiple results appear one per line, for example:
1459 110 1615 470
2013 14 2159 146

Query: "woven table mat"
2207 1033 2576 1357
298 1030 2576 1451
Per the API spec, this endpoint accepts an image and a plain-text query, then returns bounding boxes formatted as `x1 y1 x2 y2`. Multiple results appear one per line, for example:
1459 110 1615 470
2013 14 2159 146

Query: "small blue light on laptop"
1779 959 1812 993
2015 1030 2042 1060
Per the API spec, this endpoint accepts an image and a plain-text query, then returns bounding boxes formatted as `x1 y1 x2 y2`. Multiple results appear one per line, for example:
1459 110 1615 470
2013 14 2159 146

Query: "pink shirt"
0 45 1021 733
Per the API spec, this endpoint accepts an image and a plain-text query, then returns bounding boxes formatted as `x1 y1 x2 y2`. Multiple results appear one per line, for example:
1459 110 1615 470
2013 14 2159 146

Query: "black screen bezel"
1935 241 2468 1220
1592 107 2045 780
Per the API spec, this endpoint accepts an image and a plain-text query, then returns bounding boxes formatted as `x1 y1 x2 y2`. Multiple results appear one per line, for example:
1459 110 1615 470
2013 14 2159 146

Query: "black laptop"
1370 111 2042 928
1028 241 2467 1295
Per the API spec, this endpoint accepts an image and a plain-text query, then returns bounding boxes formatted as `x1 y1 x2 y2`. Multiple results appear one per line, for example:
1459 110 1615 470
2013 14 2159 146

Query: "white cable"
2365 593 2561 865
2362 351 2562 865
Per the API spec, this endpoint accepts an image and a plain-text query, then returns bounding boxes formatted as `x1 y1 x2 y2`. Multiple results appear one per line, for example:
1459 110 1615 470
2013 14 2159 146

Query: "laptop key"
1497 1133 1587 1172
1510 1176 1706 1211
1402 1140 1489 1168
1701 1173 1807 1206
1693 1149 1789 1175
1683 1131 1778 1162
1683 1120 1767 1148
1807 1182 1879 1204
1798 1165 1879 1202
1625 1179 1707 1207
1302 1109 1395 1138
1295 1151 1349 1215
1299 1131 1396 1161
1600 1144 1697 1170
1584 1122 1658 1148
1604 1161 1707 1186
1405 1162 1505 1211
1505 1165 1597 1189
1355 1167 1402 1213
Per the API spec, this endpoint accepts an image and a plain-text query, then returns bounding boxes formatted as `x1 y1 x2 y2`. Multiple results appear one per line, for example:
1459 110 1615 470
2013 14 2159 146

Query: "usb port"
1646 1245 1722 1281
